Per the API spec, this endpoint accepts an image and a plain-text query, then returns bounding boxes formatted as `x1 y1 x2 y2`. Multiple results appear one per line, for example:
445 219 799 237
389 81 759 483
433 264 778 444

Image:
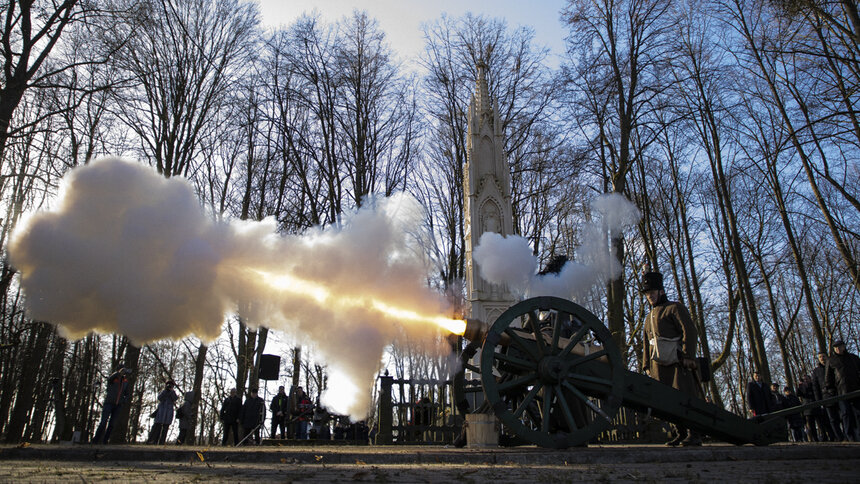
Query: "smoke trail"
9 157 453 418
473 193 641 301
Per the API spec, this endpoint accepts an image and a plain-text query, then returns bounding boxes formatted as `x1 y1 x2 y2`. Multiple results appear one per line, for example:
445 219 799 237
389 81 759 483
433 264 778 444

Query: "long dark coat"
825 351 860 396
220 395 241 423
642 296 701 398
746 380 772 416
240 396 265 430
813 363 837 401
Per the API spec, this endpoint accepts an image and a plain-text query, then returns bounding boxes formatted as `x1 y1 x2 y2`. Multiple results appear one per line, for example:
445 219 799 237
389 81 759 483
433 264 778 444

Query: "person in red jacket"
292 386 313 439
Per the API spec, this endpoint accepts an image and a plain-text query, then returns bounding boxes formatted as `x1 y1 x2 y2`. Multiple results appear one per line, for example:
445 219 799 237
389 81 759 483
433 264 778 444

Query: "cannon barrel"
462 318 511 346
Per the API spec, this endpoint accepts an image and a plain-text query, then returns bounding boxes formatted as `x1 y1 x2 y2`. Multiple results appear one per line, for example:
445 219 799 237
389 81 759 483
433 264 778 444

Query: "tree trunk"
250 327 269 391
733 0 860 293
291 346 302 390
4 321 53 443
188 343 207 444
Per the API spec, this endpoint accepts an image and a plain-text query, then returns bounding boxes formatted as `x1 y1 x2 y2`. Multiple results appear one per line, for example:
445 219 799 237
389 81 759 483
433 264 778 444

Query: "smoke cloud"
473 192 641 301
10 157 454 418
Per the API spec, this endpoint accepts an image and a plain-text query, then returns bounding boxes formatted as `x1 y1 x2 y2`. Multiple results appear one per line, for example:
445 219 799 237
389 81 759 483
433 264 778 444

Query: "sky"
255 0 569 67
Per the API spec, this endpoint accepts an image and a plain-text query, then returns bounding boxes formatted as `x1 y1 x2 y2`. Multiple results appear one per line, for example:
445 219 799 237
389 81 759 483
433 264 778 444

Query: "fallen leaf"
315 455 324 462
355 460 366 465
17 442 30 448
196 452 205 462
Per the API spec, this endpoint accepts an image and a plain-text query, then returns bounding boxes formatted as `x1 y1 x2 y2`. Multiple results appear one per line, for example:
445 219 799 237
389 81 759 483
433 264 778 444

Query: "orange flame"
254 270 466 335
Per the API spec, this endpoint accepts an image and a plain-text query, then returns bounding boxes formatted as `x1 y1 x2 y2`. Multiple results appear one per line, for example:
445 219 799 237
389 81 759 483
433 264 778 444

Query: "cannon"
454 296 858 448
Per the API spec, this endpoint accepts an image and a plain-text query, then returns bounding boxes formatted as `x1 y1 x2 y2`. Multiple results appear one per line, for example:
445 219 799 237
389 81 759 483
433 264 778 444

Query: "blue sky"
256 0 569 67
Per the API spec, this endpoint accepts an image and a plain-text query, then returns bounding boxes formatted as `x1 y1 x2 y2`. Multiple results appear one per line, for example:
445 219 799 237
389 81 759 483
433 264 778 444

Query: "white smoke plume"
9 157 455 418
473 193 641 301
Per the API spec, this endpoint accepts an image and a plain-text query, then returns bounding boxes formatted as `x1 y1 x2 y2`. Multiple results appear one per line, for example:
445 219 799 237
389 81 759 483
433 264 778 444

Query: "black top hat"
834 339 846 347
539 255 569 276
640 271 664 293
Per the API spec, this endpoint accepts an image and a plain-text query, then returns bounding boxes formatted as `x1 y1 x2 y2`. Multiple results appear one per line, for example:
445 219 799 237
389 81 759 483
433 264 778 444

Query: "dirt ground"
0 442 858 483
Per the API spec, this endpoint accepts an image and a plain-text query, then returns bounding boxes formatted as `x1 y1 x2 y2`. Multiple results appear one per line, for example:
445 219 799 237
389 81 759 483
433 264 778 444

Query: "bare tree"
334 11 419 206
562 0 677 349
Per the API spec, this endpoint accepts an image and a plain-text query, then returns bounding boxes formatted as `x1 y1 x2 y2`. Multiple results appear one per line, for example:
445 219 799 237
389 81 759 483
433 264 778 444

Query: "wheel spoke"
493 351 538 371
504 327 542 362
562 381 613 422
541 385 554 433
526 310 548 356
497 372 538 393
568 348 608 369
556 387 579 432
513 383 543 418
559 324 591 358
550 312 563 352
464 363 480 373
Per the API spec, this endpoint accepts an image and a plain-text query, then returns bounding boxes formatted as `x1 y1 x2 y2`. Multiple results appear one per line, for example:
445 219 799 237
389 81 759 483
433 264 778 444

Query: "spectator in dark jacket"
825 340 860 441
797 374 828 441
270 386 289 439
240 388 265 445
746 372 773 416
769 383 785 412
219 388 242 446
92 364 132 444
176 391 194 444
813 351 843 440
782 387 805 442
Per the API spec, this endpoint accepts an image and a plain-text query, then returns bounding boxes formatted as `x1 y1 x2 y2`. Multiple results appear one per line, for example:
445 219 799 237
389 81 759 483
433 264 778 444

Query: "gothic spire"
475 61 491 115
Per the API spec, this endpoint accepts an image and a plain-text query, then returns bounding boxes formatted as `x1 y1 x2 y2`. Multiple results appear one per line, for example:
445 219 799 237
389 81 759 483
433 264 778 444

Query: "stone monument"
463 62 516 324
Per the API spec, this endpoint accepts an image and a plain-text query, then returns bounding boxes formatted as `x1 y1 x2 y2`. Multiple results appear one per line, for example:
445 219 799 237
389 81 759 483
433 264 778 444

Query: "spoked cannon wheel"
480 296 624 448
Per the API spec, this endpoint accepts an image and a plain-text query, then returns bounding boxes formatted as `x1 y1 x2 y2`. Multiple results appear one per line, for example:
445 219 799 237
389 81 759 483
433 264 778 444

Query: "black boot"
665 431 685 447
681 431 703 447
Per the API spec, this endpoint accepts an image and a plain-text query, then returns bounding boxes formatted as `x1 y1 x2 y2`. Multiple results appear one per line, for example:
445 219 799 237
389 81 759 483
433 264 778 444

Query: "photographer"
147 380 178 444
92 364 132 444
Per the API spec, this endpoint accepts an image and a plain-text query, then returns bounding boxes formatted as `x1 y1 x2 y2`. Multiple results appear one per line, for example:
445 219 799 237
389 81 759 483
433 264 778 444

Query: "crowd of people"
88 366 349 446
639 270 860 446
746 339 860 442
217 384 316 445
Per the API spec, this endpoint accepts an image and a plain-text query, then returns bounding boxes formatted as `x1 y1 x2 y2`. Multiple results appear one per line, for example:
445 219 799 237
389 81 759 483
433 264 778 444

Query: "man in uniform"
640 271 703 447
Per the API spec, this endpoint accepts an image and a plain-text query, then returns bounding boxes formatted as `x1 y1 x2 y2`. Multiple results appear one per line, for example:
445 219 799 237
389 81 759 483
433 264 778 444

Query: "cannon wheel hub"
538 356 567 385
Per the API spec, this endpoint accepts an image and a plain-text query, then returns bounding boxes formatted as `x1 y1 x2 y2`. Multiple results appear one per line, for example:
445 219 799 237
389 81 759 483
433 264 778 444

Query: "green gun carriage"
454 296 857 449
